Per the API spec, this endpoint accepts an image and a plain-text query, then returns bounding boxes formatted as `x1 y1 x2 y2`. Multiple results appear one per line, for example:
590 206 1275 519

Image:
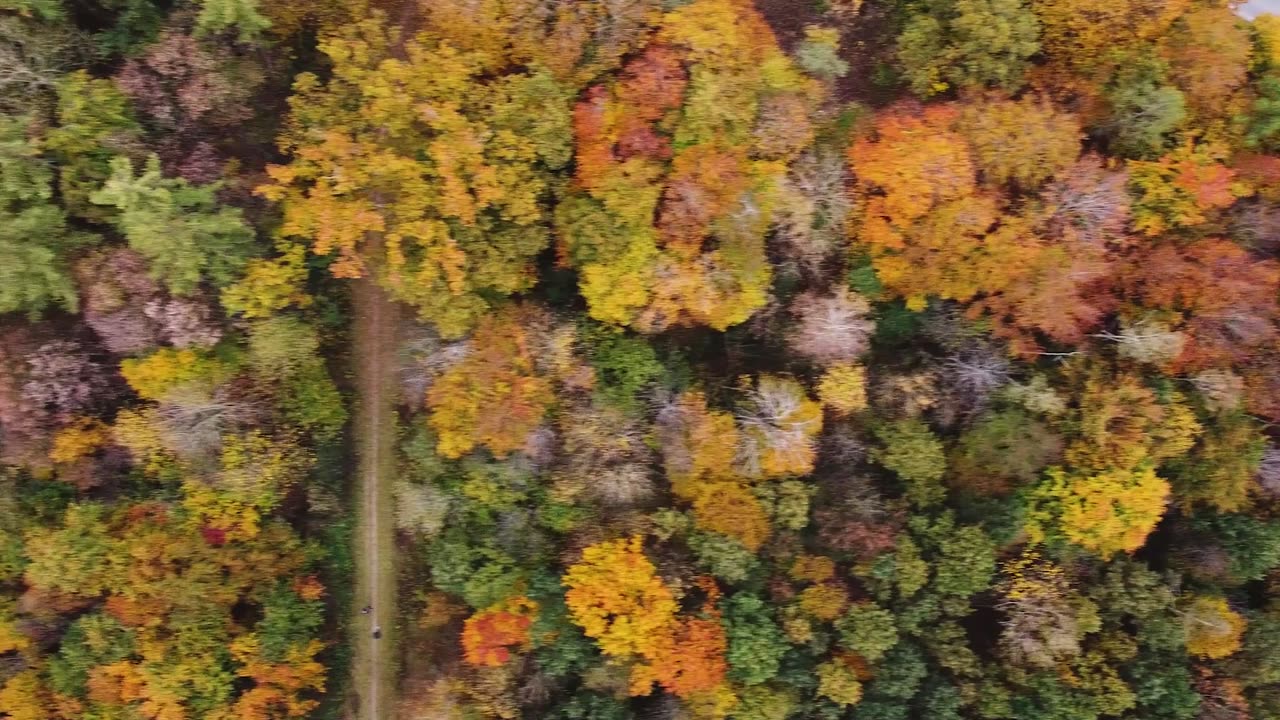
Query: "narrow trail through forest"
351 278 398 720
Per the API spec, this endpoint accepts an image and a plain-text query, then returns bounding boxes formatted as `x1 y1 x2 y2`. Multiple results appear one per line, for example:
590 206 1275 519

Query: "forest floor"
350 277 399 720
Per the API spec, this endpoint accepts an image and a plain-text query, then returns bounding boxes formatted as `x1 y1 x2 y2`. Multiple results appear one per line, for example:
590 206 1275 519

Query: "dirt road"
351 278 398 720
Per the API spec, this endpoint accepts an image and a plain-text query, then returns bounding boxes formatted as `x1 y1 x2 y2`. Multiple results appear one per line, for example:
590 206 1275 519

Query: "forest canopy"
0 0 1279 719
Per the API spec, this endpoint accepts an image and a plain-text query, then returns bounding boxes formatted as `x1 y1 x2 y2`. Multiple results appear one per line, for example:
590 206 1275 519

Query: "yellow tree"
691 482 772 551
1128 144 1245 236
417 0 660 87
1063 370 1200 472
563 537 678 661
1182 596 1246 659
258 15 575 337
1031 0 1190 102
657 391 741 499
1028 466 1170 557
956 94 1082 188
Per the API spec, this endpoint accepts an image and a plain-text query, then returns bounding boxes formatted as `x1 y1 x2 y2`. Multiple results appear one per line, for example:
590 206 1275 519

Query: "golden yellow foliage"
957 94 1082 188
420 0 658 85
790 555 836 583
563 537 679 660
181 432 311 542
661 391 741 499
0 671 47 720
111 408 171 476
739 375 824 478
49 418 110 465
0 617 30 656
799 584 850 622
220 244 314 319
1065 372 1201 471
818 363 867 416
682 683 738 720
1256 14 1280 70
229 635 326 719
1184 596 1246 659
1033 0 1190 80
260 16 575 336
119 348 228 402
816 658 863 707
1029 466 1170 557
691 482 772 551
560 0 821 332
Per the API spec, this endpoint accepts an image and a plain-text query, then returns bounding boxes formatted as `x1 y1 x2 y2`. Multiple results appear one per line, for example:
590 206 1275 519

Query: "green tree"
724 593 788 686
795 26 849 81
43 70 142 221
836 603 899 663
689 530 760 584
0 0 63 19
196 0 272 41
1166 412 1265 514
91 155 255 295
581 324 663 413
896 0 1040 97
0 115 94 316
1243 75 1280 152
950 410 1062 496
1102 60 1186 158
873 419 947 507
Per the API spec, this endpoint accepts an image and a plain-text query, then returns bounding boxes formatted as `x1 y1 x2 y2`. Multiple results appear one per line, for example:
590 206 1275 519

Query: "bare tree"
590 464 656 507
1043 155 1130 246
22 339 118 421
736 376 821 478
155 385 259 462
870 369 938 418
144 296 222 348
77 249 166 355
997 556 1089 668
942 344 1012 408
398 324 469 408
1258 443 1280 498
1191 369 1244 413
788 289 875 365
559 403 654 507
1230 199 1280 255
0 326 52 467
775 148 852 277
1100 317 1187 365
0 17 86 111
394 480 450 537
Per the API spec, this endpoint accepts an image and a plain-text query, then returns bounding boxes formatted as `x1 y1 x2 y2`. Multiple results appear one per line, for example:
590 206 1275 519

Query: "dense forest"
2 0 1280 718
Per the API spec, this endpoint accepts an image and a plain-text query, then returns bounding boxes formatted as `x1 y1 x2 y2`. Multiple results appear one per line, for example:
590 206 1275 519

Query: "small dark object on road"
372 626 382 640
361 605 372 614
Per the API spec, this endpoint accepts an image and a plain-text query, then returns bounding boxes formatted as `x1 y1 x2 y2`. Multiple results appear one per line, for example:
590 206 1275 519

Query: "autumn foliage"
557 0 823 332
426 307 555 459
5 1 1280 719
462 597 539 667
